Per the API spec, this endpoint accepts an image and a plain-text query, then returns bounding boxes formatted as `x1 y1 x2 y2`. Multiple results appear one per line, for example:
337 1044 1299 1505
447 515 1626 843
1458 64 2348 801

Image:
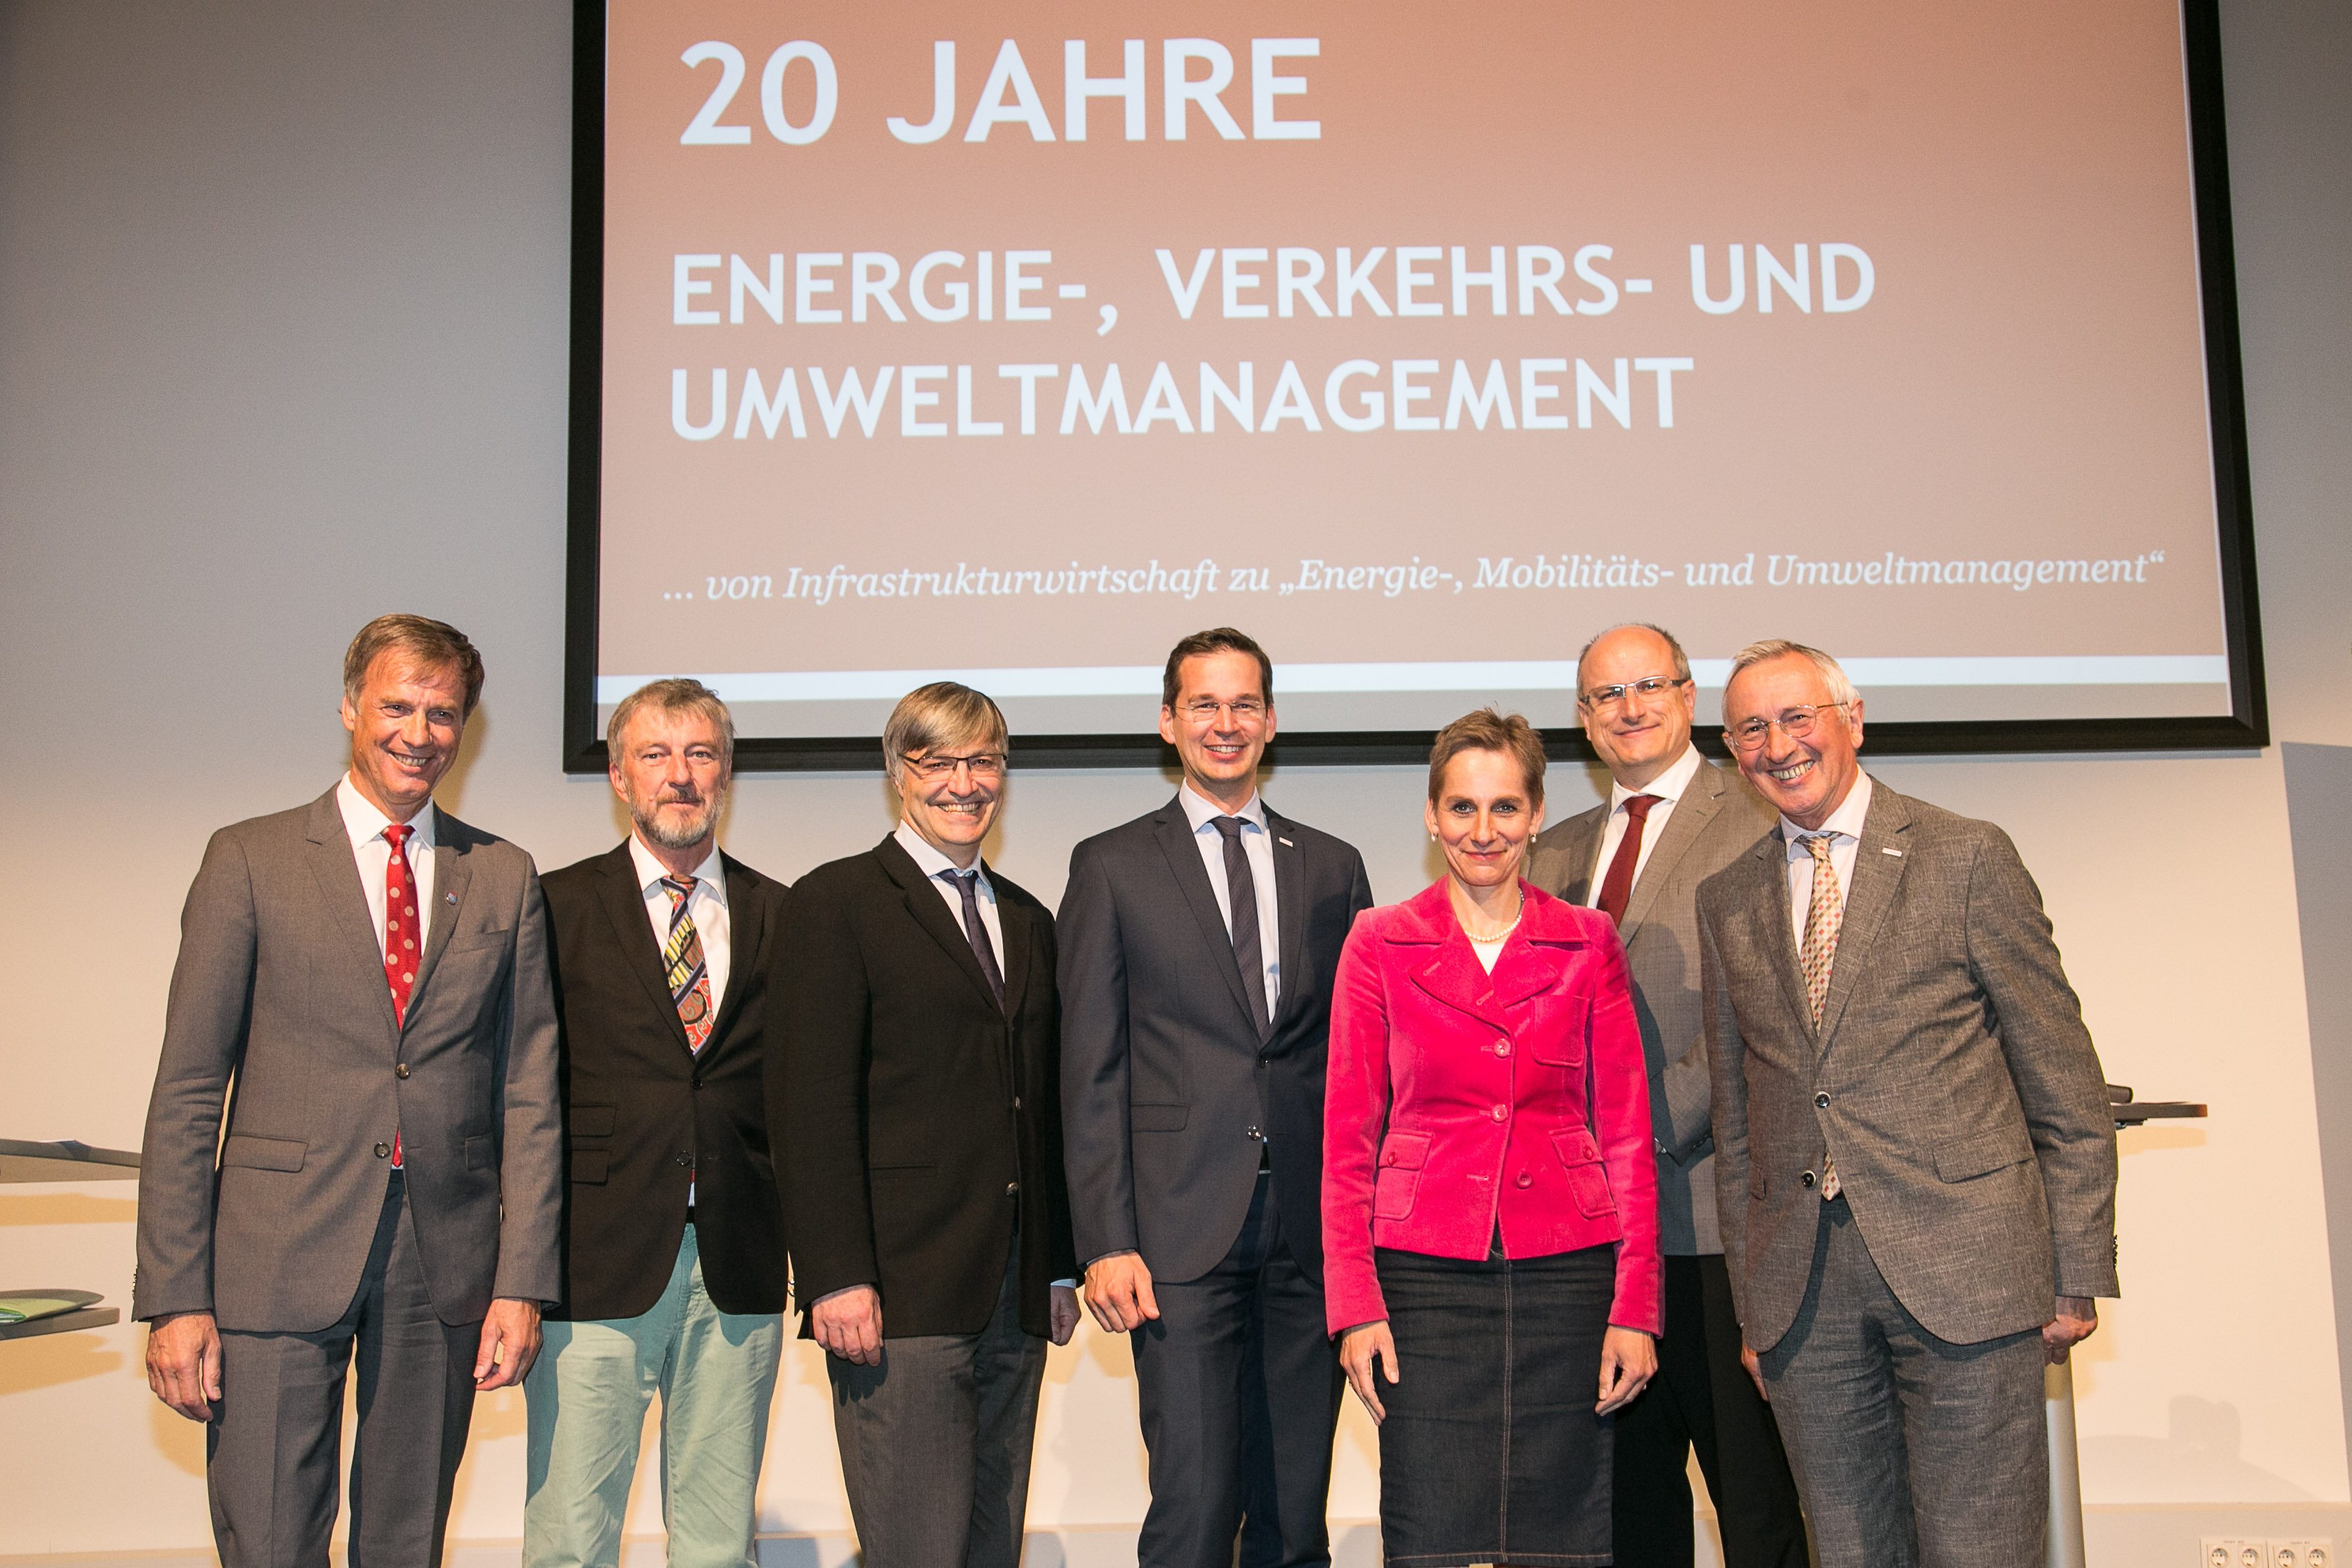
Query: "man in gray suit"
137 613 562 1568
1527 623 1806 1568
1696 639 2118 1568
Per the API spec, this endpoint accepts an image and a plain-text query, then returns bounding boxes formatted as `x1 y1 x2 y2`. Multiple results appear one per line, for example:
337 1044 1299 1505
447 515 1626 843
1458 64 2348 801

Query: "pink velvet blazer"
1320 879 1661 1336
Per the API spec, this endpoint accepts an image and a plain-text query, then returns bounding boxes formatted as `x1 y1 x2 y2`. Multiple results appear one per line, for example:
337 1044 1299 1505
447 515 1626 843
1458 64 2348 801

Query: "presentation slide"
583 0 2246 753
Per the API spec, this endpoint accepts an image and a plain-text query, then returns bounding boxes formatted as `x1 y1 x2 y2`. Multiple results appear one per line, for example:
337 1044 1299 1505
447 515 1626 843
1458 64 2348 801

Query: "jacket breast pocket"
1549 1129 1615 1218
1131 1103 1189 1133
447 923 513 956
463 1135 495 1171
220 1135 306 1172
1528 994 1591 1066
570 1105 615 1140
570 1150 610 1184
1373 1131 1431 1220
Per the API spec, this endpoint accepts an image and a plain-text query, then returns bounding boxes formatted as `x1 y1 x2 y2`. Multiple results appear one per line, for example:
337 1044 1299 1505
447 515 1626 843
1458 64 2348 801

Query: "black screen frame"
562 0 2266 775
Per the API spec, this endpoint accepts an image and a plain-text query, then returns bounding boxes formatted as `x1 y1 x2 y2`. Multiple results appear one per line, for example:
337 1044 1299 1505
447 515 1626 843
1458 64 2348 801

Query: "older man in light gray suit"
1697 639 2118 1568
1528 623 1805 1568
136 613 562 1568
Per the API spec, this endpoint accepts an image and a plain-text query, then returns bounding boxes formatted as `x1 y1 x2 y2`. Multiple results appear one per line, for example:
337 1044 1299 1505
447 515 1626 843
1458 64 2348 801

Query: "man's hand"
146 1311 223 1422
1049 1284 1081 1346
475 1298 543 1389
811 1285 884 1365
1337 1320 1399 1424
1083 1252 1160 1334
1740 1339 1767 1400
1597 1327 1658 1415
2043 1295 2099 1365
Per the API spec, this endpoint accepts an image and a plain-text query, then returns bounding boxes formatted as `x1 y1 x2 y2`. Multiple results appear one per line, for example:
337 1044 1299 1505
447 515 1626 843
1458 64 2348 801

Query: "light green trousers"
523 1226 785 1568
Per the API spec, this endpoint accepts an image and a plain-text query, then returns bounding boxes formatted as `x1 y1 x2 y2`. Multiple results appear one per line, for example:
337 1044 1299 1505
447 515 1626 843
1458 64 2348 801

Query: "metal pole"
2046 1359 2088 1568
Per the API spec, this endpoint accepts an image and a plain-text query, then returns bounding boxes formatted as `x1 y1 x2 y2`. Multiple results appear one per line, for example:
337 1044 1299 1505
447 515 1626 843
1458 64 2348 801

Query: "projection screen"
563 0 2263 769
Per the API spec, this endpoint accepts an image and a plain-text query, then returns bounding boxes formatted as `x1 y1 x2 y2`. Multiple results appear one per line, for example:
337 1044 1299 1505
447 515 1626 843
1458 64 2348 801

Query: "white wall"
2 0 2348 1559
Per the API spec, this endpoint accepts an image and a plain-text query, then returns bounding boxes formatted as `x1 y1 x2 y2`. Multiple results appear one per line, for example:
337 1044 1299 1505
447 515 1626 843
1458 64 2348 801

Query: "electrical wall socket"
2197 1541 2335 1568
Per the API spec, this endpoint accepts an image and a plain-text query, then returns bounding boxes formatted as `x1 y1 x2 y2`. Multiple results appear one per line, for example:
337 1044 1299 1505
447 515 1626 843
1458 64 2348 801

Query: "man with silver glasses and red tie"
1529 623 1807 1568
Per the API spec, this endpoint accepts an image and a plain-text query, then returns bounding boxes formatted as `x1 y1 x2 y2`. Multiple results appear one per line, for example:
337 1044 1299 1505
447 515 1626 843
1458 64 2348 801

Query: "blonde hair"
882 682 1008 779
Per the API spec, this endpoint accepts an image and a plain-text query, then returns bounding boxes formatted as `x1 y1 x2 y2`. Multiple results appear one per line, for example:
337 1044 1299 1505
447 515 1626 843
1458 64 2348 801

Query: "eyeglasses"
1725 703 1853 752
900 751 1005 781
1176 699 1267 724
1579 676 1688 710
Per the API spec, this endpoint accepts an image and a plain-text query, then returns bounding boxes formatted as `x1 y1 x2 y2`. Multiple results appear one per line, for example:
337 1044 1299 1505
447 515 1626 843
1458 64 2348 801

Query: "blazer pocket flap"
1548 1128 1601 1167
1131 1103 1189 1133
1934 1127 2035 1182
1377 1131 1432 1171
570 1150 609 1184
571 1105 617 1138
220 1135 305 1172
463 1135 495 1171
448 923 514 954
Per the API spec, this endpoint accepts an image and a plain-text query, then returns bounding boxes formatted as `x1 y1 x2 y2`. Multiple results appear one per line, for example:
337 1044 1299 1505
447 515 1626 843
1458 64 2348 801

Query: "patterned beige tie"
1800 834 1843 1198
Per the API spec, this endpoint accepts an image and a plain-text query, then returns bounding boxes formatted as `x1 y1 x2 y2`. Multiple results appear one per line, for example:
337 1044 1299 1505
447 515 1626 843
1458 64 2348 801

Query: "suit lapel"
996 886 1032 1024
406 809 471 1028
1814 781 1911 1053
1547 809 1605 907
1266 806 1306 1036
708 855 764 1040
1617 762 1725 944
598 844 690 1048
303 789 399 1036
1747 828 1816 1035
877 836 1004 1015
1152 801 1262 1038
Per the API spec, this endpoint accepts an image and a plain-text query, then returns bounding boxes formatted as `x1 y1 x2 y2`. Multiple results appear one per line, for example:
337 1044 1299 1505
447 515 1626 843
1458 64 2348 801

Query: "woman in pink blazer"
1324 709 1660 1566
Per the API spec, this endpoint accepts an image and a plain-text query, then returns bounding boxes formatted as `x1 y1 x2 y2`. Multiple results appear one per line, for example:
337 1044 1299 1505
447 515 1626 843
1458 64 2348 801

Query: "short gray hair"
1727 639 1859 708
1576 623 1692 686
882 682 1008 779
607 678 735 769
343 613 485 716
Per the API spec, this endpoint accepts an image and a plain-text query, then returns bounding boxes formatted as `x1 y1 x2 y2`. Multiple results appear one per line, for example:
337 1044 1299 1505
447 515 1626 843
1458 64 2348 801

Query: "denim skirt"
1373 1243 1616 1567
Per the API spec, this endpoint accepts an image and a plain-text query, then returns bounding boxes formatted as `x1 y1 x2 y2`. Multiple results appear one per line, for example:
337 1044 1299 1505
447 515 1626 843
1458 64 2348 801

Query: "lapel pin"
445 892 459 902
1882 848 1904 858
1278 837 1294 848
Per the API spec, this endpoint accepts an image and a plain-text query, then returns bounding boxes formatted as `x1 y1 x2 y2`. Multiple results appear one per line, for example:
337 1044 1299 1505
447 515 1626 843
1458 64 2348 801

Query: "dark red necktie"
1595 795 1662 928
383 823 418 1167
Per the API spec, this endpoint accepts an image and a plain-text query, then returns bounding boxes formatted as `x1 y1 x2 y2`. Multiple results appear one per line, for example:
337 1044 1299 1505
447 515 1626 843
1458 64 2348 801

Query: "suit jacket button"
1515 1172 1533 1188
374 1142 391 1158
1814 1091 1831 1109
676 1152 694 1167
1245 1125 1263 1140
1495 1042 1510 1056
1492 1105 1508 1123
1800 1170 1818 1188
395 1063 410 1079
1005 1181 1019 1196
1013 1096 1022 1110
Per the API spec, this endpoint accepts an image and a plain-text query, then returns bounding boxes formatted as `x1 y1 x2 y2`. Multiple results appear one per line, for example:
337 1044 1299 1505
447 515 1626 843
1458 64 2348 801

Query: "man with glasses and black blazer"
1059 628 1375 1568
777 682 1079 1568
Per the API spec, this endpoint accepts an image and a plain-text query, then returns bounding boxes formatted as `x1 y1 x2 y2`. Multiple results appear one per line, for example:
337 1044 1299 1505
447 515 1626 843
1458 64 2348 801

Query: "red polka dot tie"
384 823 418 1168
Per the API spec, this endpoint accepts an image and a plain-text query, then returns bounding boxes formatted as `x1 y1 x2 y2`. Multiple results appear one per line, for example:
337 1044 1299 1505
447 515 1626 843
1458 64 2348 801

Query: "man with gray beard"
524 679 791 1568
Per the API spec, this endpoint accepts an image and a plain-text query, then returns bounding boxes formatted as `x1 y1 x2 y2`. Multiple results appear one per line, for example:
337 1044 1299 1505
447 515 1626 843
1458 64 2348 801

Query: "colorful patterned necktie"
661 876 715 1052
382 823 418 1168
1595 794 1662 927
1800 834 1843 1198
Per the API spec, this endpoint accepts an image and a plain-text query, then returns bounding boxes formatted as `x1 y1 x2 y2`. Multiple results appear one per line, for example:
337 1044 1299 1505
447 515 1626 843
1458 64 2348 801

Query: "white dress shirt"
1178 780 1282 1020
628 835 732 1012
1581 744 1705 908
894 819 1001 968
338 775 437 953
1780 771 1874 953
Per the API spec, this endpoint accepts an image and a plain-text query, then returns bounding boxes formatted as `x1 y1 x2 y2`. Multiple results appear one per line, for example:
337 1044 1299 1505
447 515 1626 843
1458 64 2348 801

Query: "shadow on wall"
0 1328 122 1397
2079 1397 2315 1501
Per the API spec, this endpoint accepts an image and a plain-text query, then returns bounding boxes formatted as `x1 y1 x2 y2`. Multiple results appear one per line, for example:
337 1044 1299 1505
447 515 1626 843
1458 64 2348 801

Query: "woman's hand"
1338 1320 1400 1425
1596 1326 1656 1415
